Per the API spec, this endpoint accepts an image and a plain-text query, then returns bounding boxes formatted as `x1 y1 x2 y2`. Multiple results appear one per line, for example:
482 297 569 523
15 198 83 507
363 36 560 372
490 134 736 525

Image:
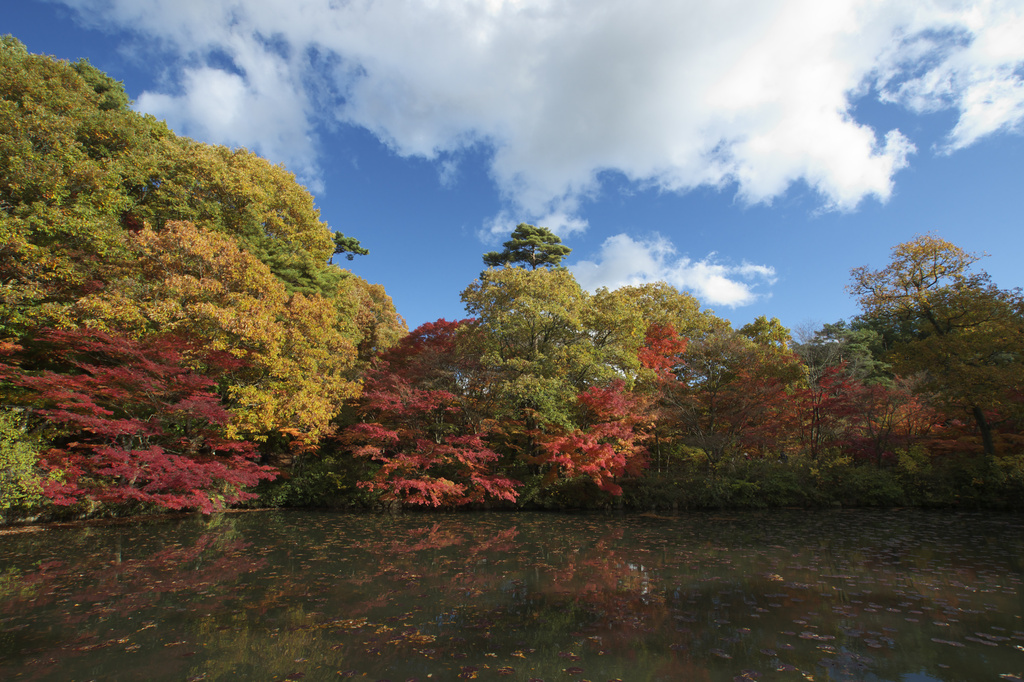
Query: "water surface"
2 510 1023 681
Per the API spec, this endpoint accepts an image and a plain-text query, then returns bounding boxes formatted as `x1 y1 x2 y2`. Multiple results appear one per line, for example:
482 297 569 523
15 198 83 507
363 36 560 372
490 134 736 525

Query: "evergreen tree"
482 223 571 270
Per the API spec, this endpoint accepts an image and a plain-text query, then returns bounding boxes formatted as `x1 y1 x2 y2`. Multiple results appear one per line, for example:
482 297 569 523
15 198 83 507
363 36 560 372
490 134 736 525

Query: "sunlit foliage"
345 319 519 507
13 329 276 513
0 39 402 515
850 234 1024 455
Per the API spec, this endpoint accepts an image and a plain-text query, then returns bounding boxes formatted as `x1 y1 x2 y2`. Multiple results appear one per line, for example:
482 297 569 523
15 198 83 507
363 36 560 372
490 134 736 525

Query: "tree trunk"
972 405 994 456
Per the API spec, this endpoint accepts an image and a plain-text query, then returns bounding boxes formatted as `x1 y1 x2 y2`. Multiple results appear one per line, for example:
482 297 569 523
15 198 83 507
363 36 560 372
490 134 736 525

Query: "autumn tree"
0 407 46 516
0 39 403 512
850 234 1024 455
12 328 276 513
850 376 935 466
1 36 152 335
482 223 572 270
67 221 364 443
344 319 519 507
124 140 344 296
738 316 804 384
656 328 801 466
611 282 728 341
792 366 859 462
349 279 408 363
1 39 399 344
788 319 903 463
461 267 644 428
1 41 404 458
460 267 650 494
537 381 652 495
630 322 689 471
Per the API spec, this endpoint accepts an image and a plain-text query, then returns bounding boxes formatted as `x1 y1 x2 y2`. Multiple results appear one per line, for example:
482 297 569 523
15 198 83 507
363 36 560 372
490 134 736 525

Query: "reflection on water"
2 510 1023 681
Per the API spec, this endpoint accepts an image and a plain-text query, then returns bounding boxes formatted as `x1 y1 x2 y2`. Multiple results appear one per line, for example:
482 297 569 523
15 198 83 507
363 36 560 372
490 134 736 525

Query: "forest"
2 37 1023 523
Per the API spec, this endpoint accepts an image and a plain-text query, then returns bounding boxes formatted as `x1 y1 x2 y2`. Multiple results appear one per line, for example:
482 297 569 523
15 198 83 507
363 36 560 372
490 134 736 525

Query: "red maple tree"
538 380 652 495
12 328 276 513
345 319 519 507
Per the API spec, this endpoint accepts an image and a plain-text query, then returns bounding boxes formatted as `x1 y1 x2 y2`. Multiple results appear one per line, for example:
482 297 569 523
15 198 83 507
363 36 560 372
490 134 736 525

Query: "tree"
849 234 1024 455
71 58 130 111
349 279 408 363
332 232 369 261
67 222 364 443
1 36 151 335
0 39 406 509
461 267 645 428
482 223 572 270
12 328 276 513
126 140 343 296
793 365 859 462
739 315 792 351
850 375 935 466
460 267 652 496
738 315 805 386
632 322 689 471
537 381 652 495
344 319 519 507
0 39 393 340
657 328 801 466
0 408 46 515
611 282 728 341
793 320 889 385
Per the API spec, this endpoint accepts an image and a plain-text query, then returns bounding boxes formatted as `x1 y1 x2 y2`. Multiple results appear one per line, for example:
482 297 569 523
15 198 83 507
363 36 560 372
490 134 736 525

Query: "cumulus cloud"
570 234 777 307
60 0 1024 216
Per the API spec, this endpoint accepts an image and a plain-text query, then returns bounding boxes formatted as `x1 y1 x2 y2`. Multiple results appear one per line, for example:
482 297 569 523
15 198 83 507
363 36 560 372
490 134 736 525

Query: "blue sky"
6 0 1024 336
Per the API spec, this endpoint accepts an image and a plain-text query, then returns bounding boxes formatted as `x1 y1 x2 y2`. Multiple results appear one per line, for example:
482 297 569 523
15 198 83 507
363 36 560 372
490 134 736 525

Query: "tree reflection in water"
2 510 1023 681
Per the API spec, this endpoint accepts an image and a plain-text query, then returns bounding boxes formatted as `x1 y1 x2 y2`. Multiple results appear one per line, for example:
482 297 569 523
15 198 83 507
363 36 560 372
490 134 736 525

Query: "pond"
1 509 1023 681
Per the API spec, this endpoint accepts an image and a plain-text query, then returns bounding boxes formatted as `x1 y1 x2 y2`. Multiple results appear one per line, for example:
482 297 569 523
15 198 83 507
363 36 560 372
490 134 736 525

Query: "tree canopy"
850 234 1024 454
482 223 572 270
0 38 403 514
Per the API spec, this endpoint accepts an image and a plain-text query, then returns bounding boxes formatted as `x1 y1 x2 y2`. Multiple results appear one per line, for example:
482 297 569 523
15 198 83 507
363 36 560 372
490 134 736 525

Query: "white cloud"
570 234 777 308
531 210 589 238
437 157 459 188
873 0 1024 151
479 208 587 244
133 33 321 189
480 211 519 245
61 0 1024 215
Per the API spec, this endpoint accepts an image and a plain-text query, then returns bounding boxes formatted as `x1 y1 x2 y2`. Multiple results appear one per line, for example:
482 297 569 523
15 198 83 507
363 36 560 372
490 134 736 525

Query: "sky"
5 0 1024 336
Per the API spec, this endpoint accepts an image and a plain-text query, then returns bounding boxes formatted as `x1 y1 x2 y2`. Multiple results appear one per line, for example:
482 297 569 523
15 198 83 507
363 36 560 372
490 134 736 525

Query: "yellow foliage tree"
70 222 363 442
850 234 1024 454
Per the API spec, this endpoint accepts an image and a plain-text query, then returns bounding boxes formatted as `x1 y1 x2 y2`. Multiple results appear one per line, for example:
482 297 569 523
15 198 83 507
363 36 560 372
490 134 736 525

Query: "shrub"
0 410 45 516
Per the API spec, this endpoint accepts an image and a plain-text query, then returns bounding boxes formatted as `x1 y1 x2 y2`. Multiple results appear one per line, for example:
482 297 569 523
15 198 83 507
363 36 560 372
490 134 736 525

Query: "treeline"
306 226 1023 512
2 40 1023 521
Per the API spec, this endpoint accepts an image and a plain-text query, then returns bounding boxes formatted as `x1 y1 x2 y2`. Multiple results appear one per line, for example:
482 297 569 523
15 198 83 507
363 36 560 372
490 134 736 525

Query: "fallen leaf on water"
931 639 965 648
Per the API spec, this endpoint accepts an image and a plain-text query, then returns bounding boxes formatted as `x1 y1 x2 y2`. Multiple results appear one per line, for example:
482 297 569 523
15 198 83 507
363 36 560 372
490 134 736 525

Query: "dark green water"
2 510 1023 681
